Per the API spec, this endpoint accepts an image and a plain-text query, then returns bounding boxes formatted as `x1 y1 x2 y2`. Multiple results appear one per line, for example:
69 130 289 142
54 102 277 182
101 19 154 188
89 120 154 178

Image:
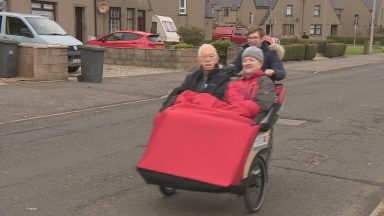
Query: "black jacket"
232 42 286 81
160 65 230 111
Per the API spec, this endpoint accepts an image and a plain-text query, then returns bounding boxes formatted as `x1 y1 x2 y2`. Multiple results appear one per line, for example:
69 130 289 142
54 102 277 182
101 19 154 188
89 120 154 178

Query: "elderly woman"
225 46 276 121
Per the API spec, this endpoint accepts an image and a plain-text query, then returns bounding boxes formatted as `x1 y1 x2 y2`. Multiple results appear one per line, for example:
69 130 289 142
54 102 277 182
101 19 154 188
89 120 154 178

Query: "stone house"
261 0 341 38
331 0 384 36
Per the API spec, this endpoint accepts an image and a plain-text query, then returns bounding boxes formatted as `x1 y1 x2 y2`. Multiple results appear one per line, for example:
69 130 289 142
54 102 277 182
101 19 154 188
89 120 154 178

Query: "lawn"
345 45 384 55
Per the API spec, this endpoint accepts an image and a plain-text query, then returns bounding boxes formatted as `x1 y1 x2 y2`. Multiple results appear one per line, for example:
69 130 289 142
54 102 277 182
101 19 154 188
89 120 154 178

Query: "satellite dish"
0 0 7 11
98 2 109 14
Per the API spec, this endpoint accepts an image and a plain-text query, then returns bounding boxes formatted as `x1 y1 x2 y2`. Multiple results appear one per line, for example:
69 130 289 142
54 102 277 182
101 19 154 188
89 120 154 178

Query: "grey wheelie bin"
79 45 106 83
0 38 20 78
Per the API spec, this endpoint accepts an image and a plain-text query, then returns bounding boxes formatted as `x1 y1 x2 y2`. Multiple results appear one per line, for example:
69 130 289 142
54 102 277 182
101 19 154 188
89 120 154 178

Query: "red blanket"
137 91 259 187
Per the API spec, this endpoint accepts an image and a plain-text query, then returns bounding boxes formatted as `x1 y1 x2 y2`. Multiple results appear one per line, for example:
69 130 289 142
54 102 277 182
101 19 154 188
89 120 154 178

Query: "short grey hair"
198 44 218 57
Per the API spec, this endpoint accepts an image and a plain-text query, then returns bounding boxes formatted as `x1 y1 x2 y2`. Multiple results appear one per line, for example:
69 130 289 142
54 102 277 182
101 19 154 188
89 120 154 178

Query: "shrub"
304 44 319 60
280 38 298 45
327 36 368 44
171 43 194 50
177 25 205 46
211 39 234 64
282 44 305 61
324 43 347 58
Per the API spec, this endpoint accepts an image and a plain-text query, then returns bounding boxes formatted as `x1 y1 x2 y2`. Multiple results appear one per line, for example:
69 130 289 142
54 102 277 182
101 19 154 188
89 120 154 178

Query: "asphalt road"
1 64 384 216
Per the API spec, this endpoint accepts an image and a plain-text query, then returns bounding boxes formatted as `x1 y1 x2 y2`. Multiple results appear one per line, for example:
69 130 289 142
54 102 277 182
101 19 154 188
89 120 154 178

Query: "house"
331 0 384 36
261 0 341 38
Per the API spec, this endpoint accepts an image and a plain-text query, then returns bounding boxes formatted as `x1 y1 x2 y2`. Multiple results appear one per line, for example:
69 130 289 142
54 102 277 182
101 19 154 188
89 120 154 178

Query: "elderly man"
160 44 230 111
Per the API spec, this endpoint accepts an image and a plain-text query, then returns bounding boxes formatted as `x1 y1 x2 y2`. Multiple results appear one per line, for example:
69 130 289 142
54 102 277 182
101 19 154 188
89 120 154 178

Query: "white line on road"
0 96 167 126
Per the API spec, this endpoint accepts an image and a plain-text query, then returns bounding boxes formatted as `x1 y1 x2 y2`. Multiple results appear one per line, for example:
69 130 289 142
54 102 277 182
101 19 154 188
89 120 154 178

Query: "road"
1 63 384 216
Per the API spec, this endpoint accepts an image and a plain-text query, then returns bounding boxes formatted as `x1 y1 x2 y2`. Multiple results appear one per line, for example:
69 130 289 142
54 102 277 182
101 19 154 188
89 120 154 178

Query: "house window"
127 8 135 30
0 16 2 30
224 8 229 17
249 13 254 25
137 10 146 31
109 7 121 32
286 5 293 16
179 0 186 14
31 1 55 20
310 24 322 35
282 24 294 35
314 5 320 16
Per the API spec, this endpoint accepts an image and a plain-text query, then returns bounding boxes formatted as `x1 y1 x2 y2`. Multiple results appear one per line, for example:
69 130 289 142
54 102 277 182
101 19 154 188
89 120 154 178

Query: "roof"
330 0 382 23
254 0 277 7
330 0 342 9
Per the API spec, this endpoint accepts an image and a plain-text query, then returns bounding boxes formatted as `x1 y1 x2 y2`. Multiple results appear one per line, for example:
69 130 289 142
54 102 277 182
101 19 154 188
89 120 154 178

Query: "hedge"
324 43 347 58
282 44 305 61
304 44 319 60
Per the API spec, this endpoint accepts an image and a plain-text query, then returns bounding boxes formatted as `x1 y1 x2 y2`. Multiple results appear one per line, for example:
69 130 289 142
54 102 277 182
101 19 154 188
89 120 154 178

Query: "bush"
327 36 368 45
211 39 234 64
177 25 205 46
282 44 305 61
280 38 298 45
324 43 347 58
171 43 194 50
304 44 319 60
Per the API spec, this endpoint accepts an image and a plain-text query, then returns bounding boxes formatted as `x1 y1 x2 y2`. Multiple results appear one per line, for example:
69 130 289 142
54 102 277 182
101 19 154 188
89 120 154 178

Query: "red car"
86 30 165 49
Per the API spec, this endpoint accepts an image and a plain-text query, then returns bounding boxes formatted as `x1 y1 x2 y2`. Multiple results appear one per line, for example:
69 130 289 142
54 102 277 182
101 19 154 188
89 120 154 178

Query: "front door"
331 25 338 36
75 7 84 42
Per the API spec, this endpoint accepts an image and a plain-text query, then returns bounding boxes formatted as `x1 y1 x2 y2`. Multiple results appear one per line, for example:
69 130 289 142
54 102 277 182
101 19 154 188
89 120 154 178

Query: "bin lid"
79 45 106 52
0 38 20 45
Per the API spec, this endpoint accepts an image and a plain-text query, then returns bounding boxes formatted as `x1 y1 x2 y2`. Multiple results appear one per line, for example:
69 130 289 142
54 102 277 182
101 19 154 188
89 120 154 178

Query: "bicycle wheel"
159 186 177 196
243 156 268 213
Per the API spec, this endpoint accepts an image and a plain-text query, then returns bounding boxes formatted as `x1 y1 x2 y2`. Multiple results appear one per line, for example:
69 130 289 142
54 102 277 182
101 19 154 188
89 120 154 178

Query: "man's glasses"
200 54 216 60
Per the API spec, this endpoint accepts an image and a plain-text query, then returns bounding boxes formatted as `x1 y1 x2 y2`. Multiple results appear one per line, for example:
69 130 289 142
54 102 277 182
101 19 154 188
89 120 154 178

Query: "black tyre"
159 186 177 196
243 157 268 213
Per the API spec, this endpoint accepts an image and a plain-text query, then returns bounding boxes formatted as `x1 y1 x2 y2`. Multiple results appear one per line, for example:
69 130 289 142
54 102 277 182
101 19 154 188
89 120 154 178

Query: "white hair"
198 44 218 57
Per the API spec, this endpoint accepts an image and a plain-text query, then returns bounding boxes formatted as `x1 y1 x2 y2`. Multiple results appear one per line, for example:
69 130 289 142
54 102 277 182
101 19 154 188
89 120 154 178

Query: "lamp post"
353 15 359 47
369 0 377 53
322 0 326 39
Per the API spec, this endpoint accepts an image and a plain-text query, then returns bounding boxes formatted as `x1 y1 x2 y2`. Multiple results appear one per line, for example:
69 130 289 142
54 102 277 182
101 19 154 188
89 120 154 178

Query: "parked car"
0 11 82 72
212 26 247 45
86 30 165 49
212 26 280 45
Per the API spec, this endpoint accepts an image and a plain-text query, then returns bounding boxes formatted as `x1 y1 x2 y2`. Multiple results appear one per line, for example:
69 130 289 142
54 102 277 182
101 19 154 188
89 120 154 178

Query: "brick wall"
104 47 243 70
104 48 200 70
17 44 68 81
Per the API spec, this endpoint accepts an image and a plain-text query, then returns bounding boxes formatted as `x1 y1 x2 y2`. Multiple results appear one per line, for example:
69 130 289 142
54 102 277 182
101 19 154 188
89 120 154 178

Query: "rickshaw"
137 84 286 214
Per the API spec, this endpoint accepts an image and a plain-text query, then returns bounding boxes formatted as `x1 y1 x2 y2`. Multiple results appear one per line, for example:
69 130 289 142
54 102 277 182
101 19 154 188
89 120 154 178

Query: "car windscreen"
25 17 67 35
147 35 162 42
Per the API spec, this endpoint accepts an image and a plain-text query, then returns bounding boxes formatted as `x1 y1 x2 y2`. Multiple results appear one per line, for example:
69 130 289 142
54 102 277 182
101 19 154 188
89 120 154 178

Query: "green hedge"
177 25 205 46
324 43 347 58
327 36 384 45
305 44 319 60
211 39 234 64
282 44 305 61
171 43 194 50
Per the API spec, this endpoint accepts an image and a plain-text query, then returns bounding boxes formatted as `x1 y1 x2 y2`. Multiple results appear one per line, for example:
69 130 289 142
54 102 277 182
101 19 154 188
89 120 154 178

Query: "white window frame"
314 5 320 16
310 24 322 35
179 0 186 14
286 5 293 16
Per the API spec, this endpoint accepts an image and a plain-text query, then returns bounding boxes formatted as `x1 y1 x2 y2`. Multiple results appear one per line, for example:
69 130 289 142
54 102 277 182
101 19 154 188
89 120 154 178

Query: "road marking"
277 118 307 126
0 96 166 126
370 199 384 216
